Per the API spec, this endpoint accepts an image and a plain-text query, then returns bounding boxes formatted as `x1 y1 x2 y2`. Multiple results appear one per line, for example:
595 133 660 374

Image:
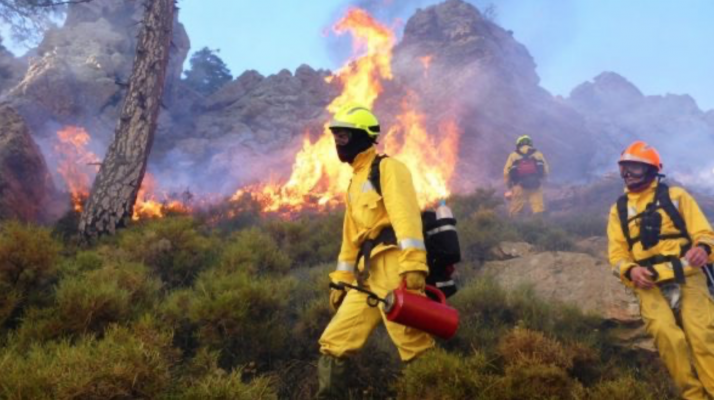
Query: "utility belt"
635 245 692 284
355 227 397 287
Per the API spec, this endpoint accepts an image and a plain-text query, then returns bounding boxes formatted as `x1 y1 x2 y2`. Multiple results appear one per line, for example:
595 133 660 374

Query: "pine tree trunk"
78 0 175 241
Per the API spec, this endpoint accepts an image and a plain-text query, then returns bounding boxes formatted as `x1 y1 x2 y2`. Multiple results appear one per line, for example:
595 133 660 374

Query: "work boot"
315 354 348 399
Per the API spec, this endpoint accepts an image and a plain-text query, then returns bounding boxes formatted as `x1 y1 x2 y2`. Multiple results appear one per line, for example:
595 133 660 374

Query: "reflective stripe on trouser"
636 272 714 400
508 185 544 216
319 249 435 362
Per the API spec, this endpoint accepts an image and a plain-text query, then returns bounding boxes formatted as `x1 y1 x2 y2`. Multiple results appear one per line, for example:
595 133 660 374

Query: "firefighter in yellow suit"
503 135 549 217
607 141 714 400
316 104 434 398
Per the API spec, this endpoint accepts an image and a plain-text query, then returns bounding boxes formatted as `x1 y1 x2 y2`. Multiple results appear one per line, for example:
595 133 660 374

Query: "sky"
177 0 714 111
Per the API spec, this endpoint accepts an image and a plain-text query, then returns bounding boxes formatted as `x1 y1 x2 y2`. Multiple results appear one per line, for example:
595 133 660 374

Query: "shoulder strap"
617 194 636 250
369 154 388 196
656 183 692 243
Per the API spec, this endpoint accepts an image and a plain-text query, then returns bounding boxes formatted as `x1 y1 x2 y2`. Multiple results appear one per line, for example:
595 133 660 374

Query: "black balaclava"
336 129 375 164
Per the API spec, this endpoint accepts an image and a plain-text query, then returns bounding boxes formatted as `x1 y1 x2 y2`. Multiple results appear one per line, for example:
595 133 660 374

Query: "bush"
220 227 290 275
160 268 295 369
513 218 575 251
498 327 573 370
263 212 342 268
499 363 584 400
0 316 176 399
171 348 278 399
394 348 496 400
458 208 517 262
118 217 218 288
586 376 659 400
17 262 161 344
0 221 61 328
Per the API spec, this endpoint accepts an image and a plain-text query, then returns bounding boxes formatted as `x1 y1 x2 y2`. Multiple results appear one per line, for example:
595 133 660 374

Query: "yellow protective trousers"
319 249 435 362
508 185 544 217
636 272 714 400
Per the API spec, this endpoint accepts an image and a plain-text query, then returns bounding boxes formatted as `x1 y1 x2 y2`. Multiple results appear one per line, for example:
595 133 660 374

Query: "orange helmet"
618 141 662 171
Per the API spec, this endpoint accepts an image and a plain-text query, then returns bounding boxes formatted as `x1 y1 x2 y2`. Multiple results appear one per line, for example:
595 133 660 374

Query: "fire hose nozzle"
329 281 386 307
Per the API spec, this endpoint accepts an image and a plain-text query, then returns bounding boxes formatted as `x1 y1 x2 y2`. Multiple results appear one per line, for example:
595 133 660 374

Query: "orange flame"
233 9 460 214
232 8 395 213
54 126 100 212
132 173 191 220
383 94 460 204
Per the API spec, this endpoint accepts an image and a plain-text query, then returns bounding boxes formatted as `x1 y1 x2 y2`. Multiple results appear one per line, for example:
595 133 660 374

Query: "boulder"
480 250 654 351
0 104 56 222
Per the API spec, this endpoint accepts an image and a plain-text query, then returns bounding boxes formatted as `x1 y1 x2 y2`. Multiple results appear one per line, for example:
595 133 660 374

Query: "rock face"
567 72 714 181
8 0 190 144
150 65 339 192
383 0 593 187
479 248 655 351
0 104 56 222
481 250 640 323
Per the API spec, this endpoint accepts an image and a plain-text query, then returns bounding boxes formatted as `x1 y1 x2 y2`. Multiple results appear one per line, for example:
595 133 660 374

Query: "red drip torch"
331 281 459 340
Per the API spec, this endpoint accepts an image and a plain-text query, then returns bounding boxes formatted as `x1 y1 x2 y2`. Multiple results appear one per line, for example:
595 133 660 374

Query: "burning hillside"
231 8 461 215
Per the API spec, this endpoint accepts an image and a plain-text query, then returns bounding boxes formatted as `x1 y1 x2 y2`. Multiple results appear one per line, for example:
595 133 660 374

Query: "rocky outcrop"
480 249 655 351
0 104 56 222
8 0 190 145
383 0 593 187
149 65 339 192
0 42 25 94
567 72 714 180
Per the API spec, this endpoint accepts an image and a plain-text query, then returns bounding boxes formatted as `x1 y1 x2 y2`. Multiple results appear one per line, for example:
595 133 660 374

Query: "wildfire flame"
383 93 460 204
232 8 396 213
54 126 100 212
133 173 191 220
237 8 460 214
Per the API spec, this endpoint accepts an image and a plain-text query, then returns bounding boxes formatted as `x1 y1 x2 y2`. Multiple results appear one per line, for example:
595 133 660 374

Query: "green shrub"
220 227 290 275
394 348 496 400
499 363 584 400
160 269 295 369
498 327 573 370
586 376 658 400
17 262 161 343
0 221 61 328
513 218 575 251
458 208 517 262
170 348 278 400
0 316 176 399
118 217 218 288
448 276 514 351
263 212 342 268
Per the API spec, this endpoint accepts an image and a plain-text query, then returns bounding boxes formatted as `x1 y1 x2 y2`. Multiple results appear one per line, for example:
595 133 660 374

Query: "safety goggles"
619 162 649 179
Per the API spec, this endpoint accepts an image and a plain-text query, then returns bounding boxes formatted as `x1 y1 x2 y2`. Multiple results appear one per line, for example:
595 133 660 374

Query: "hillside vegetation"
0 190 675 399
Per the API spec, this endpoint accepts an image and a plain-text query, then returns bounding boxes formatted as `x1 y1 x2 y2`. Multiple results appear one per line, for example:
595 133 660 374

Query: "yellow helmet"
329 104 380 138
516 135 532 146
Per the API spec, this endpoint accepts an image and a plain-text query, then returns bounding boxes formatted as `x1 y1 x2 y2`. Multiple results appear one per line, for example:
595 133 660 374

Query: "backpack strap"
656 183 692 245
369 154 388 197
617 194 637 250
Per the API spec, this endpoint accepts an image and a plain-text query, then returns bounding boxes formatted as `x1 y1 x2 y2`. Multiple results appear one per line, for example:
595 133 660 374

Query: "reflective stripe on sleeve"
336 261 355 272
399 238 426 251
426 225 456 236
436 280 455 288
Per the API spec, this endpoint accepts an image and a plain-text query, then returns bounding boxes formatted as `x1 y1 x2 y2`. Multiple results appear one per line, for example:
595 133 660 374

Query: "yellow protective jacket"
607 181 714 286
330 147 428 284
503 145 549 185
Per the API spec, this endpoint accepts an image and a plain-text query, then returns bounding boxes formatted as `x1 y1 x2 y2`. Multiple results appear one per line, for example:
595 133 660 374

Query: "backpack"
369 155 461 298
509 149 545 190
616 182 714 294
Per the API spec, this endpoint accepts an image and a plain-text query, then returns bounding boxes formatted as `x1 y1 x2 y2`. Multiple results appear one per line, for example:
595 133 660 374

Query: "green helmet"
329 104 380 138
516 135 532 147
